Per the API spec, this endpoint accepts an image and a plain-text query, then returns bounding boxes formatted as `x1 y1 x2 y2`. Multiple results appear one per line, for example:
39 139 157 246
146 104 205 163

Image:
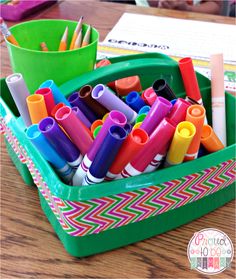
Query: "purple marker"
39 117 83 169
72 110 127 185
82 125 127 185
72 106 91 128
91 84 137 123
68 92 97 123
140 96 172 135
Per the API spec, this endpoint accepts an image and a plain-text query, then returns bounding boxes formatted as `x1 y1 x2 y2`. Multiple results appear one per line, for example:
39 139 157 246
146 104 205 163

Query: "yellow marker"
0 17 19 46
165 121 196 166
81 25 91 47
26 94 48 124
69 16 83 50
73 31 82 49
102 112 109 123
40 42 48 52
133 122 142 130
58 26 68 51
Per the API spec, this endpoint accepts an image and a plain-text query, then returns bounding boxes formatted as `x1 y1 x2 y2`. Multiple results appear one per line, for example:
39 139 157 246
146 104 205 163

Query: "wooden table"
1 1 235 278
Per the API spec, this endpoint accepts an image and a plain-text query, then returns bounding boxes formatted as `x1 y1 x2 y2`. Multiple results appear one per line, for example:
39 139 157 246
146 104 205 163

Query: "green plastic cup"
6 19 99 93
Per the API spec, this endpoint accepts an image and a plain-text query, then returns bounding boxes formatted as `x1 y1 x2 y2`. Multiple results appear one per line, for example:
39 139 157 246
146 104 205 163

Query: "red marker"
35 87 55 115
143 87 157 106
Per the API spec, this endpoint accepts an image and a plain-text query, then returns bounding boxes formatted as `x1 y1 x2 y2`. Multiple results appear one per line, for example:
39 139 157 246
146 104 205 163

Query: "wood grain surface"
0 1 235 278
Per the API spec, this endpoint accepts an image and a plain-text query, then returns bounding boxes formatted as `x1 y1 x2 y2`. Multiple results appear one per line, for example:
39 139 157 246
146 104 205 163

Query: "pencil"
73 30 82 49
81 25 91 47
0 17 19 46
58 26 68 51
69 16 83 50
40 42 48 52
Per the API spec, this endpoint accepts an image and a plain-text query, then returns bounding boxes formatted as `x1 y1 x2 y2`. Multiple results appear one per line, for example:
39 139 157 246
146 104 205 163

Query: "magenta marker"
71 106 91 128
35 87 55 115
143 87 157 106
140 97 172 135
72 110 127 185
92 84 137 123
167 98 191 125
121 118 175 178
55 106 93 155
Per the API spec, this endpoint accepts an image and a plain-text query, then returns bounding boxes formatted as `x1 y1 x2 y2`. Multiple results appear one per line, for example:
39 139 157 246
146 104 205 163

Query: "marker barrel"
165 121 196 166
55 106 93 155
125 91 146 112
50 102 65 118
6 73 31 126
39 80 71 107
115 75 142 97
67 91 97 123
200 124 224 153
71 106 91 128
168 98 191 125
39 117 82 167
143 87 157 106
78 85 109 118
82 125 127 185
26 124 73 183
140 96 172 135
107 128 149 179
152 79 176 101
26 94 48 124
35 87 55 115
92 84 137 123
179 57 202 104
184 105 205 161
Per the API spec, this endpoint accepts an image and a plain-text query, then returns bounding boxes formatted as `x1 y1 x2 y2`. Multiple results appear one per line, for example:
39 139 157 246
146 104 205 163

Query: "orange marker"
40 42 48 52
81 25 91 47
115 75 142 97
91 119 103 135
69 16 83 50
0 17 19 46
26 94 48 124
201 124 224 153
184 104 205 161
73 30 82 49
106 128 149 180
58 26 68 51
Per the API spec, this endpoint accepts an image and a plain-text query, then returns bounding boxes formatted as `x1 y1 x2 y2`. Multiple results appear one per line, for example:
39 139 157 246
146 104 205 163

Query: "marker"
92 84 137 123
121 118 176 178
91 119 103 134
106 128 149 180
81 25 91 47
78 85 109 118
170 99 177 106
138 105 150 115
179 57 203 105
39 80 71 107
6 73 31 126
40 42 48 52
143 87 157 106
0 17 19 46
93 125 102 139
123 123 132 134
35 87 55 115
73 30 82 49
125 91 146 112
82 125 127 185
95 59 116 90
144 144 168 173
135 113 146 124
115 76 142 97
210 53 227 146
55 106 93 155
165 121 196 166
140 96 172 135
69 16 83 50
133 122 142 129
26 124 74 184
67 91 97 123
200 124 224 153
39 117 83 168
26 94 48 124
72 110 127 185
184 105 205 161
50 103 65 118
168 98 191 125
58 26 68 51
102 112 109 122
71 106 91 128
152 79 176 101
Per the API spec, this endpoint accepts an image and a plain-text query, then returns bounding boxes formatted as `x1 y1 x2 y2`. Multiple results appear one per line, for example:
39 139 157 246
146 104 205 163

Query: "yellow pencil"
0 17 19 46
73 30 82 49
69 16 83 50
58 26 68 51
40 42 48 52
81 25 91 47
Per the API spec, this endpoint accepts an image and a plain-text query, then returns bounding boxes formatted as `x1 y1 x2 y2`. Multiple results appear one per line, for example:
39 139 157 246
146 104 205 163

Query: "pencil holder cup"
5 19 99 93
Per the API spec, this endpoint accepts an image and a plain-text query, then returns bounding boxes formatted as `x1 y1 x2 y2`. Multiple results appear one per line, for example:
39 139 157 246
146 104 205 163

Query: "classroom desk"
0 1 235 278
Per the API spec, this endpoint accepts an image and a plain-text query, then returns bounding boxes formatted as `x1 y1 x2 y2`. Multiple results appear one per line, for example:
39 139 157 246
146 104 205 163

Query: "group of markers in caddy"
5 53 226 186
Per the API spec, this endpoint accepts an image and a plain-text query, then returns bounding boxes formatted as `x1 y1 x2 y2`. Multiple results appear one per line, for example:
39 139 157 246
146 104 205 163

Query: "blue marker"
39 80 71 107
82 125 127 185
125 91 146 113
123 123 132 135
170 99 177 106
138 105 151 115
26 124 74 184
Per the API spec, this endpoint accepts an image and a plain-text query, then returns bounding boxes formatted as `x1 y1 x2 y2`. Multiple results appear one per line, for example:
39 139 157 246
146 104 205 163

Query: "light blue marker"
138 105 150 115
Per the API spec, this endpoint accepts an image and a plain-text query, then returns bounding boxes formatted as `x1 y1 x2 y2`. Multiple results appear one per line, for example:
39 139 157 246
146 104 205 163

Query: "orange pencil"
73 30 82 49
40 42 48 52
69 16 83 50
58 26 68 51
0 17 19 46
81 25 91 47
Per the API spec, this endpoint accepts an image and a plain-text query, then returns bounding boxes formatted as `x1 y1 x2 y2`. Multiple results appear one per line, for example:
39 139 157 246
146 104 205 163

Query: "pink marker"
121 118 176 178
35 87 55 115
168 98 191 126
55 106 93 156
143 87 157 106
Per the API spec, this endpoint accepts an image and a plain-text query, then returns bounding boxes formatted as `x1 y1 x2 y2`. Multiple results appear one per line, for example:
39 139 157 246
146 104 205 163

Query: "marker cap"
93 125 102 138
35 87 55 115
143 87 157 106
200 124 224 153
138 105 151 115
152 79 176 101
168 98 191 125
115 75 142 97
125 91 146 112
133 122 142 129
26 94 48 124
